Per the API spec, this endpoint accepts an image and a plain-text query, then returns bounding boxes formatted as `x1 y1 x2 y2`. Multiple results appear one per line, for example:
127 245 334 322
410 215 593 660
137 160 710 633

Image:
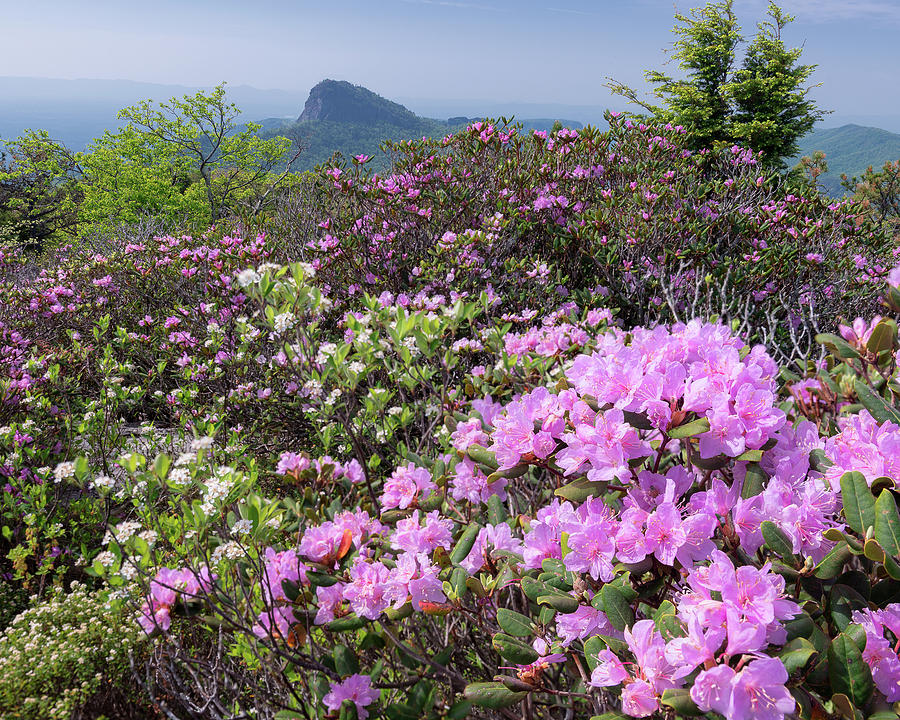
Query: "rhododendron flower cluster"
323 674 380 719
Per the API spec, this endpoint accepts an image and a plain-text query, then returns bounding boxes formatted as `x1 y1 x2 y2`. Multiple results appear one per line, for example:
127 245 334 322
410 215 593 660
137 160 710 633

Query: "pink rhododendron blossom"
380 463 436 510
853 605 900 701
825 410 900 489
343 559 391 620
323 674 380 719
460 523 523 574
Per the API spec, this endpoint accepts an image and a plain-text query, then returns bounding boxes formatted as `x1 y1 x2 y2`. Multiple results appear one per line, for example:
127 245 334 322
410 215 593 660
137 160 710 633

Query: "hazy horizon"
3 74 900 135
2 0 899 123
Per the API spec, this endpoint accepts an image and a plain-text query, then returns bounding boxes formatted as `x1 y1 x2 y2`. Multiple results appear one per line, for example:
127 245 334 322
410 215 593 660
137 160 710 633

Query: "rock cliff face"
297 80 422 129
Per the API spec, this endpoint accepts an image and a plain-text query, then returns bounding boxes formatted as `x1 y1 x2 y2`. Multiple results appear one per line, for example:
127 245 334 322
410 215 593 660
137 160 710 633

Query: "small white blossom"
231 519 252 536
236 268 261 288
191 436 214 451
54 461 75 483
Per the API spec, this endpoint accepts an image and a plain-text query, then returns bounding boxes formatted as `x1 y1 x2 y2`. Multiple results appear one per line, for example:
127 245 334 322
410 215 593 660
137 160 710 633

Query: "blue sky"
3 0 899 125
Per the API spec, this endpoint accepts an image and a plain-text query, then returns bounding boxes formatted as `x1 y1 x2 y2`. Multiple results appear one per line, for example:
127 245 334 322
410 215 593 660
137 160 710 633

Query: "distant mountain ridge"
266 79 583 172
793 124 900 196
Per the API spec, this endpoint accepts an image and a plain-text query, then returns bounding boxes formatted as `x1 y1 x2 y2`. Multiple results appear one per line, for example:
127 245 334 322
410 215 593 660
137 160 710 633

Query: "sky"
2 0 899 126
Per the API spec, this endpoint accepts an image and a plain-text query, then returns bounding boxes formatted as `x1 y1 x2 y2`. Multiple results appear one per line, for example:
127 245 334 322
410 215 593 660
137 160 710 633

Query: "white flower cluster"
90 474 115 492
236 268 261 288
323 388 342 407
168 467 191 485
210 541 244 564
272 312 295 335
200 467 234 515
175 451 196 466
53 462 75 484
231 519 252 536
315 342 338 365
191 436 214 451
103 521 142 546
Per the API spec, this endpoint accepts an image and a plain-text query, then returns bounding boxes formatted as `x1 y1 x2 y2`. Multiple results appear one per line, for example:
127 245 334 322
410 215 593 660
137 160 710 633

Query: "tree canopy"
0 83 300 241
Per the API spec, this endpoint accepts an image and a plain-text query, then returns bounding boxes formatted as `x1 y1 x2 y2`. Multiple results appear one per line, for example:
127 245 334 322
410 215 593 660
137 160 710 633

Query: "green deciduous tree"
1 83 301 237
118 84 299 223
608 1 826 166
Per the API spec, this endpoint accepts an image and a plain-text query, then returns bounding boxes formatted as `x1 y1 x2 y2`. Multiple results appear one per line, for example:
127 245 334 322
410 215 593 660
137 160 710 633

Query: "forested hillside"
794 124 900 195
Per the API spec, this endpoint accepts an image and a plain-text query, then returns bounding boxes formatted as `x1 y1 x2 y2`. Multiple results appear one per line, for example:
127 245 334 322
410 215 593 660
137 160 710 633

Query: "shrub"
268 115 890 366
0 582 143 720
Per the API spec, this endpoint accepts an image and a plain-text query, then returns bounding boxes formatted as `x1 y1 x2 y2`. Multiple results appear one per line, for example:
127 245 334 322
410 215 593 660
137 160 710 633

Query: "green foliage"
729 3 821 163
1 83 298 236
0 144 77 250
842 159 900 234
609 0 825 165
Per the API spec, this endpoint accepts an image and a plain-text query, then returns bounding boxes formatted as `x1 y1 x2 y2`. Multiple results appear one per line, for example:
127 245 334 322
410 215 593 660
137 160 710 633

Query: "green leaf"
779 637 818 674
450 524 481 566
667 417 711 439
463 682 528 709
497 608 533 638
884 554 900 581
814 542 851 579
537 588 580 614
384 702 418 720
465 446 498 470
741 464 767 499
601 585 634 631
867 319 897 356
492 633 539 664
554 478 607 502
830 584 867 633
326 616 367 632
875 489 900 558
333 644 359 676
871 579 900 608
659 688 702 716
446 700 472 720
828 633 874 707
583 636 609 671
867 711 900 720
487 494 507 525
521 577 549 602
656 613 686 642
816 332 861 359
761 521 797 562
307 571 339 587
735 448 764 462
810 448 834 473
855 380 900 425
840 471 876 536
864 538 886 563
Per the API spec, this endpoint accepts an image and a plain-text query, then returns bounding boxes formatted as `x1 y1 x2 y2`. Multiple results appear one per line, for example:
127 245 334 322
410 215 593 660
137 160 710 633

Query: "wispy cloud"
546 6 602 16
738 0 900 23
399 0 501 10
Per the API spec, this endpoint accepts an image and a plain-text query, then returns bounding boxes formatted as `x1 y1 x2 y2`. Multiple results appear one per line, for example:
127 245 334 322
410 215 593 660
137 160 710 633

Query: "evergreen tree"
730 4 824 163
607 1 826 166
